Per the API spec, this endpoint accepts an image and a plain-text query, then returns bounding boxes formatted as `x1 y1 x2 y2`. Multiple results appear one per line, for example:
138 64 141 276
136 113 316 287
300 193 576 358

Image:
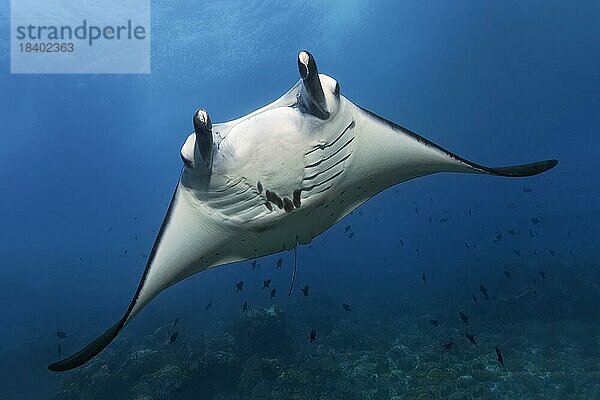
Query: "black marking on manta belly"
272 193 284 209
257 181 263 193
265 189 276 203
293 189 301 208
283 197 294 212
263 187 302 212
305 120 354 156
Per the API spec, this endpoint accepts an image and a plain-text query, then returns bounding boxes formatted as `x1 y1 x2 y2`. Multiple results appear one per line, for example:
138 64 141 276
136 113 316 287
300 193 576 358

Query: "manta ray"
49 51 557 371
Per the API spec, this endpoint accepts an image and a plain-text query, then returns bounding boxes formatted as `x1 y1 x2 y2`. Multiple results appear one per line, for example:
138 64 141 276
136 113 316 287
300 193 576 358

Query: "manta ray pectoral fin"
48 319 124 371
356 105 558 180
48 186 183 372
476 159 558 177
298 50 329 119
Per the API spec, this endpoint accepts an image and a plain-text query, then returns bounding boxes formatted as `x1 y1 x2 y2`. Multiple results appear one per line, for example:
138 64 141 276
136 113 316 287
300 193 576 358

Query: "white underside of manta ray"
49 51 557 371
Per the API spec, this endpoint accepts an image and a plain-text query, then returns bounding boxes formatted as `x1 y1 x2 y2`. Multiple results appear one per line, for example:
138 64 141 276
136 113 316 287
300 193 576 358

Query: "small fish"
263 279 271 289
506 229 519 236
172 317 179 328
414 207 419 215
465 332 477 345
495 345 504 366
530 217 542 225
464 242 470 249
472 294 478 304
56 331 67 340
242 301 248 311
399 239 404 247
134 234 138 240
235 281 244 292
270 288 277 299
416 248 421 255
348 232 355 238
439 218 450 223
538 270 546 279
309 329 317 343
479 284 489 300
342 303 351 312
494 233 502 243
122 249 128 257
429 319 439 327
459 312 469 325
276 258 283 268
504 271 511 279
522 187 532 193
421 273 426 283
204 301 213 311
442 341 453 350
251 260 257 269
549 249 556 257
344 225 352 233
301 284 309 296
468 209 472 216
58 343 62 358
514 249 521 256
169 331 179 344
429 217 432 223
529 229 536 238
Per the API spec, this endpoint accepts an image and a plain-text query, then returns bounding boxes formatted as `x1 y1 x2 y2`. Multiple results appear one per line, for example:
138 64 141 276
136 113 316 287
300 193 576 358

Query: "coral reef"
51 297 600 400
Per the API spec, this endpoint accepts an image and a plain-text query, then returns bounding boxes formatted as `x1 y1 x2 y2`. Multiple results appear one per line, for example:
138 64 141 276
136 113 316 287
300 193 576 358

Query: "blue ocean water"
0 1 599 399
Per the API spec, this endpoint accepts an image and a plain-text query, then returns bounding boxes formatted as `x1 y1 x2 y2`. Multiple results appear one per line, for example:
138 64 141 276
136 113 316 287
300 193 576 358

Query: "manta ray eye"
181 153 192 168
334 82 340 97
